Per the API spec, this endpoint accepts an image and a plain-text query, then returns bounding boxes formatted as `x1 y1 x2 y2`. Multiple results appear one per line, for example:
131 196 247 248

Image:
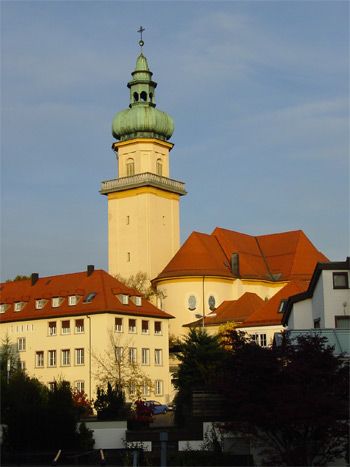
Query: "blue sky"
1 0 349 280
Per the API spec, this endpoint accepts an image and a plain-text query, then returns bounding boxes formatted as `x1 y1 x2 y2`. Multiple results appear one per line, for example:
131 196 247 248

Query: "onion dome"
112 53 174 142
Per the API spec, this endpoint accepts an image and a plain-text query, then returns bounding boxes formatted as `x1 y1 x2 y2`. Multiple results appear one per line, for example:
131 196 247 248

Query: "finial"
137 26 145 49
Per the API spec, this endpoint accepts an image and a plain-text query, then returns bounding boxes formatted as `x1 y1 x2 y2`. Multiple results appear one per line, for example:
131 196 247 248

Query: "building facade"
0 267 174 402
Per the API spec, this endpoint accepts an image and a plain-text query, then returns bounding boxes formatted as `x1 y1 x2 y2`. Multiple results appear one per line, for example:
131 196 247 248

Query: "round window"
208 295 216 311
188 295 197 311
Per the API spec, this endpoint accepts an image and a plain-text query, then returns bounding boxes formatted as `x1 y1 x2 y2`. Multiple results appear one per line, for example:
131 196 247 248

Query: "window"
36 351 44 367
142 348 150 365
48 382 57 391
142 320 149 334
48 350 57 367
314 318 321 329
121 294 129 305
278 300 287 313
134 296 142 306
188 295 197 311
114 346 123 362
61 320 71 335
335 316 350 329
252 334 267 347
126 159 135 176
75 381 85 393
75 319 84 333
0 304 7 313
17 337 26 352
48 321 57 336
155 349 163 366
333 272 349 289
155 380 163 396
154 321 162 335
142 381 150 397
208 295 216 311
52 297 61 308
129 347 137 364
14 302 23 312
68 295 78 306
115 317 123 332
83 292 96 303
35 299 46 310
156 159 163 176
260 334 267 347
20 361 26 371
129 319 136 333
75 348 85 365
61 349 71 366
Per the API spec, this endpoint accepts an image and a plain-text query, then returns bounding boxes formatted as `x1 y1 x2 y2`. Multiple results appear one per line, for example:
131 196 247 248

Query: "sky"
1 0 349 281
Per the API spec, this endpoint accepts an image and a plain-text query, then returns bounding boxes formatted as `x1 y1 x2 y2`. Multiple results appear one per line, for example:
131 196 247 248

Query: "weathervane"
137 26 145 49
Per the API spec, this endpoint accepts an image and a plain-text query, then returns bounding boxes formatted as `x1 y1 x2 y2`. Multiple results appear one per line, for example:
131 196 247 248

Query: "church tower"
100 35 186 280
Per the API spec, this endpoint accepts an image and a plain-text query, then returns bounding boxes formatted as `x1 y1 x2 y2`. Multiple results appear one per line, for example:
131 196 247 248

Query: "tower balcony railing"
100 172 187 196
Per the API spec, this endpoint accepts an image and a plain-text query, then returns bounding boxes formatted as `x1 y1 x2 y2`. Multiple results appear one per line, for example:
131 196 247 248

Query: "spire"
111 33 174 142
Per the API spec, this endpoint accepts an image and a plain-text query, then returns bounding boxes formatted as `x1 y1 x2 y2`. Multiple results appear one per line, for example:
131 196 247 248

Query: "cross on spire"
137 26 145 48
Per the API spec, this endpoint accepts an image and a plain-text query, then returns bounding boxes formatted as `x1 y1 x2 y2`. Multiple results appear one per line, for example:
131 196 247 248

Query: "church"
0 37 329 401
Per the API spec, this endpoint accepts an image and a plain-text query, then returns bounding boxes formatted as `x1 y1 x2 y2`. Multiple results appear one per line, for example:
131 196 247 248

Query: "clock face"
188 295 197 311
208 295 216 311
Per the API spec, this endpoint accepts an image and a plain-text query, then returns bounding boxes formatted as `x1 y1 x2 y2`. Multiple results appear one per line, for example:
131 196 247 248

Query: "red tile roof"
240 281 309 328
184 292 265 328
155 228 328 282
0 269 173 323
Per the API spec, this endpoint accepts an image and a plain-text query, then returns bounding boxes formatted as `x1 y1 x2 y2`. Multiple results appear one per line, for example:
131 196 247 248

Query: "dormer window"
52 297 62 308
83 292 96 303
68 295 78 306
14 302 24 312
0 304 7 313
131 296 142 306
35 299 46 310
118 294 129 305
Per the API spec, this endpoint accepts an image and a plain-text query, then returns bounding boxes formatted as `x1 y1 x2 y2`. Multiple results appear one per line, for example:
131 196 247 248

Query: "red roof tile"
155 227 328 282
0 270 173 323
240 281 309 327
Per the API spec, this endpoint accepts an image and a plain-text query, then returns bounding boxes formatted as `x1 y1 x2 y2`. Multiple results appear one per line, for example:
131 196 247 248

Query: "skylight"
83 292 96 303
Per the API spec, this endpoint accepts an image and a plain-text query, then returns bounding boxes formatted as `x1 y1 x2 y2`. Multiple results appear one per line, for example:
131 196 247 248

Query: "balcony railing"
100 172 187 196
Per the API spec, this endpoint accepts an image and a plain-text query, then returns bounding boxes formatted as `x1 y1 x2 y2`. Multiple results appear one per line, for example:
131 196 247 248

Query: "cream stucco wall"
237 324 283 347
116 139 172 178
157 277 285 338
0 312 172 404
108 187 180 280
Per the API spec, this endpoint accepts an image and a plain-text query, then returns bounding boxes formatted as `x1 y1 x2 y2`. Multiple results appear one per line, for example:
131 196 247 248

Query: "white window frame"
115 317 123 332
48 321 57 336
68 295 78 306
75 380 85 393
52 297 61 308
129 347 137 364
0 304 7 313
61 320 71 335
129 381 136 396
48 350 57 367
154 349 163 366
36 351 44 368
155 380 163 396
61 349 71 366
14 302 23 312
75 348 85 365
154 321 162 335
141 348 150 365
142 381 150 397
135 296 142 306
17 337 26 352
35 299 46 310
75 319 84 334
128 319 136 333
141 320 149 334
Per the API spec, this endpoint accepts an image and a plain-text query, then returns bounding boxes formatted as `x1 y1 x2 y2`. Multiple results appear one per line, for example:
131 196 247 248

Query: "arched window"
188 295 197 311
133 92 139 102
140 91 147 102
126 158 135 176
156 159 163 176
208 295 216 311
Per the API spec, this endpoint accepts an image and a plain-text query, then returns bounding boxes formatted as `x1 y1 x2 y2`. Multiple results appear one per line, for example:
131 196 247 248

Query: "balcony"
100 172 187 196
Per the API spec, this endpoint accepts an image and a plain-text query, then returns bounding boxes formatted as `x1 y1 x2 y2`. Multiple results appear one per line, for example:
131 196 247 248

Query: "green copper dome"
112 53 174 142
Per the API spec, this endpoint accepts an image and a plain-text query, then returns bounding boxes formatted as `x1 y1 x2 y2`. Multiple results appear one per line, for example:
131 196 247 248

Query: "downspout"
87 315 92 399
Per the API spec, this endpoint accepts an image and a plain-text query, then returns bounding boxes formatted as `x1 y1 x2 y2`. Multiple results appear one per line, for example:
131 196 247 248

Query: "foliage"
172 328 226 425
216 330 349 466
115 271 166 302
72 389 94 418
77 422 95 450
0 335 21 383
5 275 31 282
92 330 152 399
94 382 128 420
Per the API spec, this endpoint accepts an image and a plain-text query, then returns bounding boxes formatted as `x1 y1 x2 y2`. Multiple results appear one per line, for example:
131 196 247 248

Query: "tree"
92 330 152 399
94 382 127 420
5 275 31 282
115 271 166 302
0 335 21 384
172 328 226 425
216 330 349 466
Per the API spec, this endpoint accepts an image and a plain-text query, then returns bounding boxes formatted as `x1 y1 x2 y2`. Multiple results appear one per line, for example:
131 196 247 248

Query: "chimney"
31 273 39 286
231 253 240 277
87 265 94 276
